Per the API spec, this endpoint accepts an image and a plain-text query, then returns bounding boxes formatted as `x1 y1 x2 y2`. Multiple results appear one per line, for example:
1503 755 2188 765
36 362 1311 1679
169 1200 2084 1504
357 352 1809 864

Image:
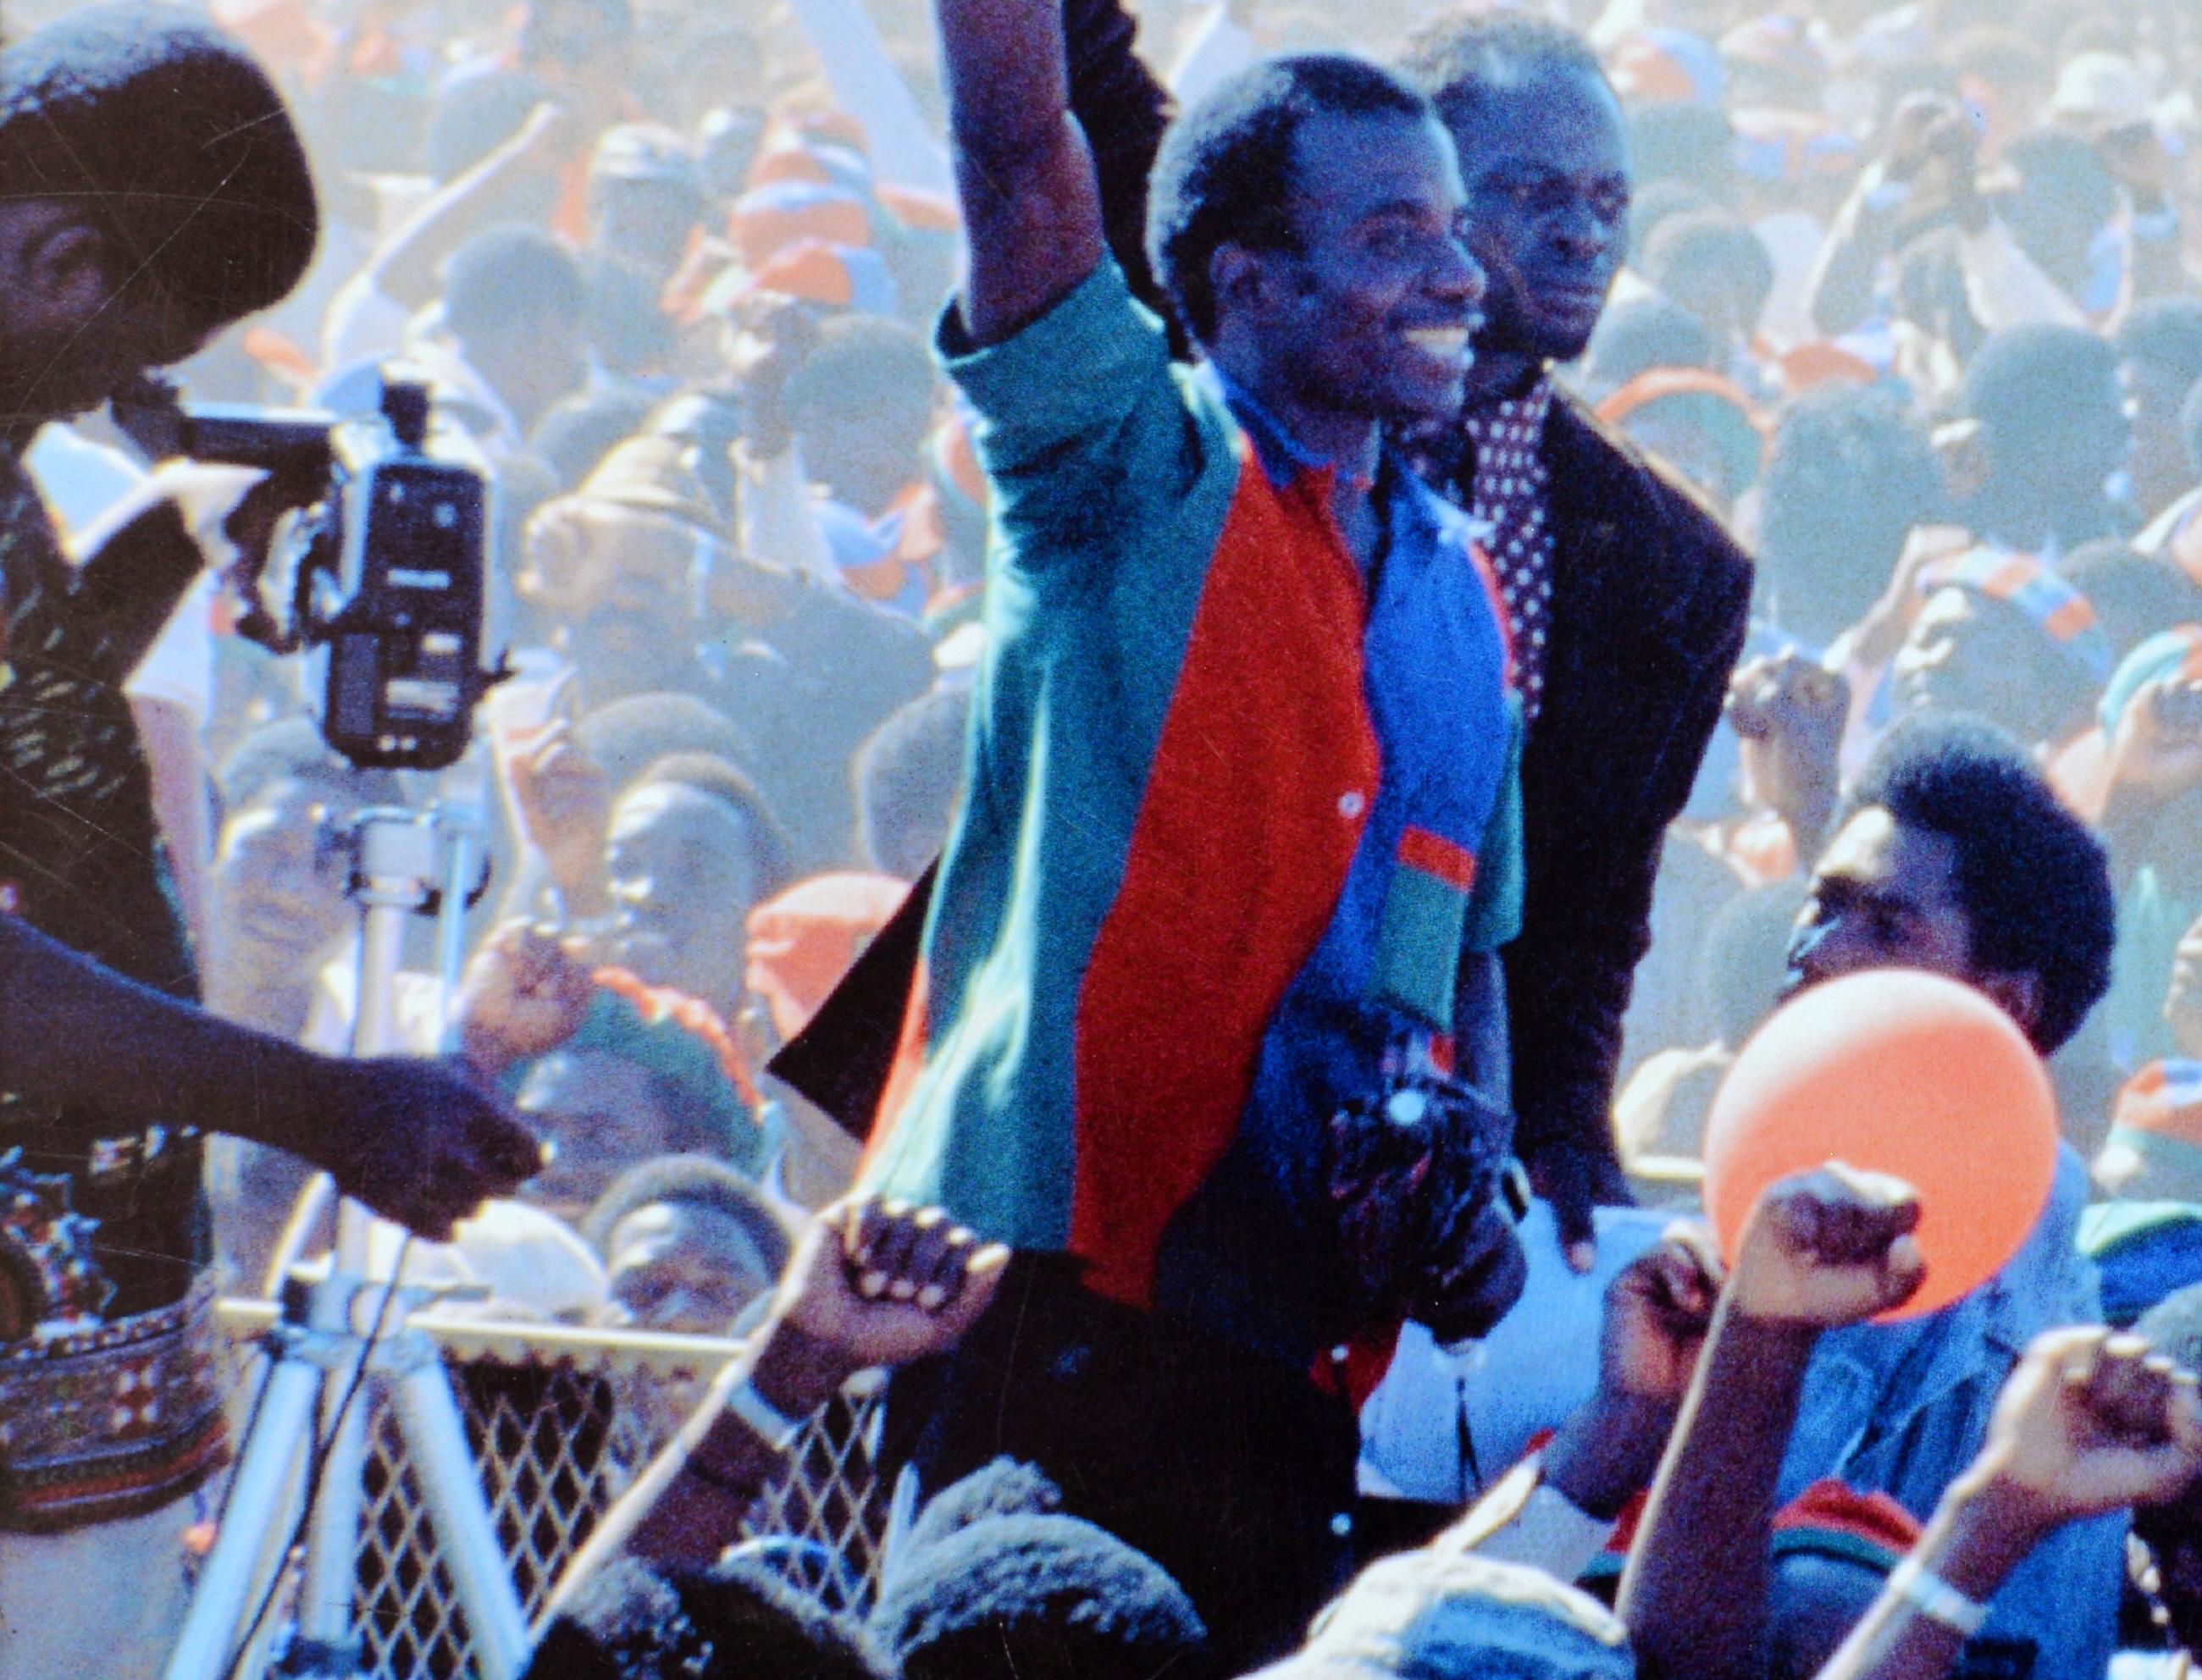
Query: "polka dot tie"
1458 380 1557 722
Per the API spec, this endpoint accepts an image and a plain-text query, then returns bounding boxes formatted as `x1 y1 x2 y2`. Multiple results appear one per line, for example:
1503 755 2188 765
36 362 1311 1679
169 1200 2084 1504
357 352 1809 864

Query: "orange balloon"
1702 969 2058 1321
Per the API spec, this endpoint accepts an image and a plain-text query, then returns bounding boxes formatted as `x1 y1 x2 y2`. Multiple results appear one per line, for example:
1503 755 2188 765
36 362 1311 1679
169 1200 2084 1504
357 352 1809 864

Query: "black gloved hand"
1325 1054 1522 1336
1529 1141 1637 1274
1406 1079 1525 1344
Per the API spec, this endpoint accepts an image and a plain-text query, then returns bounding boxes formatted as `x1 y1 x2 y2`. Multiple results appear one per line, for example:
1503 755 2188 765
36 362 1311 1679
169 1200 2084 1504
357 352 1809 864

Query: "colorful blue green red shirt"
858 260 1525 1365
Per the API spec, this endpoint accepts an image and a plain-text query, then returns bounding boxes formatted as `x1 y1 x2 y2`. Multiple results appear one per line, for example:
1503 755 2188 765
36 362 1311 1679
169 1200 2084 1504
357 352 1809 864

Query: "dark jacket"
774 0 1754 1198
1494 401 1752 1177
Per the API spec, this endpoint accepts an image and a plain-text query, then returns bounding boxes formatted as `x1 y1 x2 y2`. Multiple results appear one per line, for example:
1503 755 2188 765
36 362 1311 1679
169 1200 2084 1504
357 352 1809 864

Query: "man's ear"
1207 242 1279 329
24 220 117 317
1978 970 2044 1046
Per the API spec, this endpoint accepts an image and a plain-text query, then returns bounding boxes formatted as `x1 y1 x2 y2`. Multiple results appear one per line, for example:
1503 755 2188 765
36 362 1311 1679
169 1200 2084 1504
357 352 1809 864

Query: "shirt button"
1330 1512 1354 1538
1338 792 1365 819
1331 1345 1351 1365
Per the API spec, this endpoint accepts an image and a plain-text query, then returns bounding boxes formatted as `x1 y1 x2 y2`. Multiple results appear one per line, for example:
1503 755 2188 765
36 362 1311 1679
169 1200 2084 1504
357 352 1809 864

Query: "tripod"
163 807 532 1680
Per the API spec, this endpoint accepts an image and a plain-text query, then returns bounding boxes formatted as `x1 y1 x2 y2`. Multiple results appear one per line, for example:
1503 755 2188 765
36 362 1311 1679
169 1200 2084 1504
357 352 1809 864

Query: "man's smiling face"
1238 108 1490 428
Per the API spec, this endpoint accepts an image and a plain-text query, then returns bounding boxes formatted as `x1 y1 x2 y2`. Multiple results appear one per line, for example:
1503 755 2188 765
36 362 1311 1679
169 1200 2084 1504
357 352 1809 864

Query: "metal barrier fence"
210 1304 889 1680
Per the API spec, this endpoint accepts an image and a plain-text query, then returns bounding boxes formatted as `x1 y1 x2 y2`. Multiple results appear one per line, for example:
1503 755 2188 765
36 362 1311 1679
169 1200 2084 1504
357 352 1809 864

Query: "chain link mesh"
210 1318 888 1680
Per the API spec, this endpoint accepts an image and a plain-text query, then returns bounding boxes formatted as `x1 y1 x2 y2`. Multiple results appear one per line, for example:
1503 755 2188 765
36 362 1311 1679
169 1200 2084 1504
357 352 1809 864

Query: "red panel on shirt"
1398 825 1480 890
1070 453 1380 1308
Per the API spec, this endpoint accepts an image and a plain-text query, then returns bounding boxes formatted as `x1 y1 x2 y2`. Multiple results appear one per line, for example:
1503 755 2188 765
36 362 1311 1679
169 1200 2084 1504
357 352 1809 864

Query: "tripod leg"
293 1371 372 1663
388 1358 531 1680
163 1356 321 1680
258 1174 335 1301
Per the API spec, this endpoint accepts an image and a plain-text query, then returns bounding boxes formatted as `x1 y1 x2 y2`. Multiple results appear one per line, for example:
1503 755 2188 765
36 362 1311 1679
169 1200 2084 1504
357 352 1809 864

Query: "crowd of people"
9 0 2202 1671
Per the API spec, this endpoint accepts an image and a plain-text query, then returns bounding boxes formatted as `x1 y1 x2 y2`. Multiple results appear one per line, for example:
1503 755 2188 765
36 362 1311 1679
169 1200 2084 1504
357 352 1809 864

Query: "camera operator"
0 8 539 1675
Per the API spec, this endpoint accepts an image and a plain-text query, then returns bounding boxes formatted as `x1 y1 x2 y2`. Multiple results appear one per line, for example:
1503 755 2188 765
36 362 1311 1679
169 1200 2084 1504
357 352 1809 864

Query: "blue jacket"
1779 1146 2120 1679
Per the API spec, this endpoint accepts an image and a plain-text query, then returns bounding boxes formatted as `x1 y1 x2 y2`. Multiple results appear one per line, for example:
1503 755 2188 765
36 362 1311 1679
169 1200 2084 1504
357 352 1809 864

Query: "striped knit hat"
2108 1058 2202 1164
1918 546 2117 687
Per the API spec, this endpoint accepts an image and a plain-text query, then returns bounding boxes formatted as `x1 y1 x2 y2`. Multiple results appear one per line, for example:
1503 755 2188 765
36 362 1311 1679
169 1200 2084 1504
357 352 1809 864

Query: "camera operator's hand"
1729 1163 1926 1328
307 1056 544 1241
213 459 333 648
457 921 597 1077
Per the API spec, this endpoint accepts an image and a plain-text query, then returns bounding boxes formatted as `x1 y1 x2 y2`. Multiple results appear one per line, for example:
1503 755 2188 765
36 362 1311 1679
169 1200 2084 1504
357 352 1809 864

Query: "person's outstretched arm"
787 0 953 196
1438 1226 1721 1582
936 0 1106 343
1618 1164 1928 1680
539 1196 1007 1611
1817 1327 2202 1680
0 912 539 1240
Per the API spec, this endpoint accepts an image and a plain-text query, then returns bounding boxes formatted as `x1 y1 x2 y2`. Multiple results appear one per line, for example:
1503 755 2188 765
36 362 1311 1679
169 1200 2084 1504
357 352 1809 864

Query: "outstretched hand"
541 1195 1008 1598
456 921 596 1076
730 296 824 459
1729 1163 1925 1328
1967 1327 2202 1535
1601 1222 1725 1412
497 718 611 911
1545 1222 1726 1517
308 1056 544 1241
1729 651 1849 851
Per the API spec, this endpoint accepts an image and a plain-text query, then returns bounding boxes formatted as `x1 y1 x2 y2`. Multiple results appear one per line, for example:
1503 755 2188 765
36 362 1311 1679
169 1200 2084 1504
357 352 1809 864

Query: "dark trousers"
880 1257 1360 1674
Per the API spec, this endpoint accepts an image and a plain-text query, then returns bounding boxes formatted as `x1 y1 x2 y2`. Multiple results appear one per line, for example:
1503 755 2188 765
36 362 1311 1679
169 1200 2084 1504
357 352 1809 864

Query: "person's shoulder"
1547 391 1748 549
937 258 1170 399
935 258 1231 508
1543 387 1755 620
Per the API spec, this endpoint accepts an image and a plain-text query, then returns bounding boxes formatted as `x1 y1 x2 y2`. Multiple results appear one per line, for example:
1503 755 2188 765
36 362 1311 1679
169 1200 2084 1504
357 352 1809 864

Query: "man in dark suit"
1391 16 1753 1265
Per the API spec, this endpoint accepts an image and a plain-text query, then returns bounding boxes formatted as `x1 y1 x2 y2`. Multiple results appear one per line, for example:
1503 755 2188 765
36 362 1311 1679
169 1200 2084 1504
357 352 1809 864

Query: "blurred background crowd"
16 0 2202 1579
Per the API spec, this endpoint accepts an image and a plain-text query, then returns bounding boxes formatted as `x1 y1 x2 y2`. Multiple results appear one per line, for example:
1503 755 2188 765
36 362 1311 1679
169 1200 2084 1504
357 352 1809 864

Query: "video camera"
116 373 506 771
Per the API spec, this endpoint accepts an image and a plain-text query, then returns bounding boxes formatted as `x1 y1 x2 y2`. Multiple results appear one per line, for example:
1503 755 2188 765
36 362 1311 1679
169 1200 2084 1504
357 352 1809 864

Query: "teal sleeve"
1459 697 1526 953
938 257 1217 589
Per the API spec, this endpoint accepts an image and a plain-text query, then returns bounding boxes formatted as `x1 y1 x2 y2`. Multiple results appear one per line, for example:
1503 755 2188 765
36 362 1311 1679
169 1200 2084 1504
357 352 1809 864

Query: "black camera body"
124 377 503 771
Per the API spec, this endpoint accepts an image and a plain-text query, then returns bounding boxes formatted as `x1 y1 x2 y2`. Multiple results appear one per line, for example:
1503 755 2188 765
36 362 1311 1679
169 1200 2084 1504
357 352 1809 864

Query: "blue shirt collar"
1196 360 1380 493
